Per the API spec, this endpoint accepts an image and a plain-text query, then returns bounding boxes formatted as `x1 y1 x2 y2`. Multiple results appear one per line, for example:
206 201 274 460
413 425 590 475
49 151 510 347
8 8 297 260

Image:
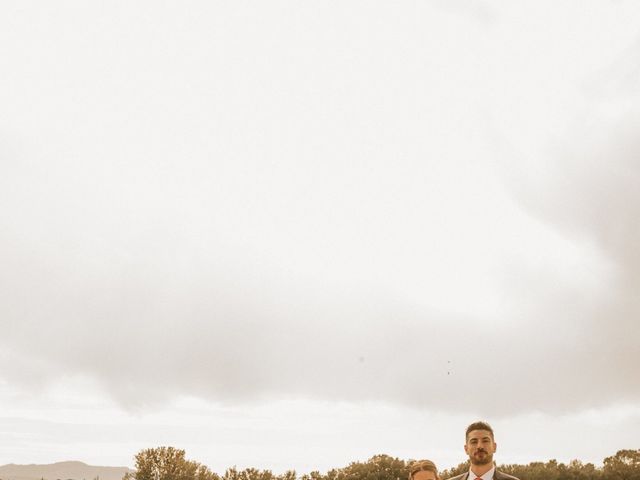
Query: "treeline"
123 447 640 480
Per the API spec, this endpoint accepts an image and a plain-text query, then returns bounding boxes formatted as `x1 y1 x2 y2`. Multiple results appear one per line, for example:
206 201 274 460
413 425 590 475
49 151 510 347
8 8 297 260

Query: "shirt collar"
469 466 495 480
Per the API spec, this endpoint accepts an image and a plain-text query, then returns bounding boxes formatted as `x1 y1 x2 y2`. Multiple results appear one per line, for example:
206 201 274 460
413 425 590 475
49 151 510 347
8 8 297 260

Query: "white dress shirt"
469 466 495 480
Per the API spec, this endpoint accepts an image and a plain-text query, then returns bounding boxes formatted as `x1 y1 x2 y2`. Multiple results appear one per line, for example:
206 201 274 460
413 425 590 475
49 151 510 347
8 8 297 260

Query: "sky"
1 0 640 475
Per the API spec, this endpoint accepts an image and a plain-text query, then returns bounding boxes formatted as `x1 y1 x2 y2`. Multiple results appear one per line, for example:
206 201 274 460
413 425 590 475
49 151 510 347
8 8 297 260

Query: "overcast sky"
1 0 640 475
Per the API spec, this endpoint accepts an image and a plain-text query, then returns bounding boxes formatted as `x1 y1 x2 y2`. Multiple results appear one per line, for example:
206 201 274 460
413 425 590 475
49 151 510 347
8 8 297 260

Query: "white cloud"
1 0 640 466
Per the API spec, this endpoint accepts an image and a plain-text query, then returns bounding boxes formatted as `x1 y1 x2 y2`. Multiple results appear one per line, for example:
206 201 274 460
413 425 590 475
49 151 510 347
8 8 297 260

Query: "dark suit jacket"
446 470 520 480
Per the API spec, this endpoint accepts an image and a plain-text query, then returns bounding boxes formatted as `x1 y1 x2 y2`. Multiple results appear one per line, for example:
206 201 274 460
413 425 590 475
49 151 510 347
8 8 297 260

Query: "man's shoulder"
444 473 468 480
495 470 520 480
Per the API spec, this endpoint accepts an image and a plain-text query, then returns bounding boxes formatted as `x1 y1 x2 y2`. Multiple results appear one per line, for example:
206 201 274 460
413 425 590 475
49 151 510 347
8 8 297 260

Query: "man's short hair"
408 460 439 480
465 421 494 440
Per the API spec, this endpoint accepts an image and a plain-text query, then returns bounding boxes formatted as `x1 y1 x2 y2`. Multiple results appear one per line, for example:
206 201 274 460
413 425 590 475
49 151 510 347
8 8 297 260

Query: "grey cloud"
493 54 640 412
2 1 640 418
0 234 636 416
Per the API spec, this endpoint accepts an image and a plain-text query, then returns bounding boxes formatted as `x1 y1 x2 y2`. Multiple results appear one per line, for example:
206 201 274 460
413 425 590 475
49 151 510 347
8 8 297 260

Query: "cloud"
1 1 640 418
492 41 640 411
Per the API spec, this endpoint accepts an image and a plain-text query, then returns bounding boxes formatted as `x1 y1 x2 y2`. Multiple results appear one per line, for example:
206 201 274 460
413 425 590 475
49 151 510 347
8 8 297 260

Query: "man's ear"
464 444 469 454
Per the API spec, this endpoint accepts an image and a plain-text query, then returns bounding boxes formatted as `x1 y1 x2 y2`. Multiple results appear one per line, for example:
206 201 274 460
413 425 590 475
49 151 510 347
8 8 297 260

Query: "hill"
0 461 131 480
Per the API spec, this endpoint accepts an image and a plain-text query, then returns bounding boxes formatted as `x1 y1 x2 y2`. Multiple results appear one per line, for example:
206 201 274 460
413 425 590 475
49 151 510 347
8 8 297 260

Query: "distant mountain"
0 461 132 480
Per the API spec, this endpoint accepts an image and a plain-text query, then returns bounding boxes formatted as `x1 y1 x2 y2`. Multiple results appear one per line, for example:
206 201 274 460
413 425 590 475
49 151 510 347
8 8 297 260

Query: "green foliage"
221 465 295 480
300 471 324 480
439 462 469 480
124 446 220 480
332 454 408 480
124 446 640 480
218 454 405 480
604 450 640 480
279 471 297 480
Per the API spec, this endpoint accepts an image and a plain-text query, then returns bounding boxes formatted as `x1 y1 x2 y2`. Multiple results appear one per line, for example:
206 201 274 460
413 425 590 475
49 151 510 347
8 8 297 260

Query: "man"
446 421 519 480
409 459 439 480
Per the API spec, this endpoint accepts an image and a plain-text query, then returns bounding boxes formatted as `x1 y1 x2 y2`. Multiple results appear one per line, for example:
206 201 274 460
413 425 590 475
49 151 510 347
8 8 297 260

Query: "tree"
335 454 407 480
604 450 640 480
278 471 297 480
439 462 469 480
300 471 324 480
124 447 220 480
221 466 283 480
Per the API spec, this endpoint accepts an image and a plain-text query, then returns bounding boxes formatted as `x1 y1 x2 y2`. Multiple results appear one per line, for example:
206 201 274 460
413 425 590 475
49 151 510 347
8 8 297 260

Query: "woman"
409 460 439 480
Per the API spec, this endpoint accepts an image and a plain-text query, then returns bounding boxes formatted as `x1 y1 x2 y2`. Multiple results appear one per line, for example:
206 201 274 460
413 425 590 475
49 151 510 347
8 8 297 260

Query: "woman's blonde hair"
408 460 439 480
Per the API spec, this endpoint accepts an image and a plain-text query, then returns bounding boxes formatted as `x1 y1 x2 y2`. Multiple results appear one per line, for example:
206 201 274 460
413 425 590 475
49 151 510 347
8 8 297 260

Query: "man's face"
464 429 497 466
